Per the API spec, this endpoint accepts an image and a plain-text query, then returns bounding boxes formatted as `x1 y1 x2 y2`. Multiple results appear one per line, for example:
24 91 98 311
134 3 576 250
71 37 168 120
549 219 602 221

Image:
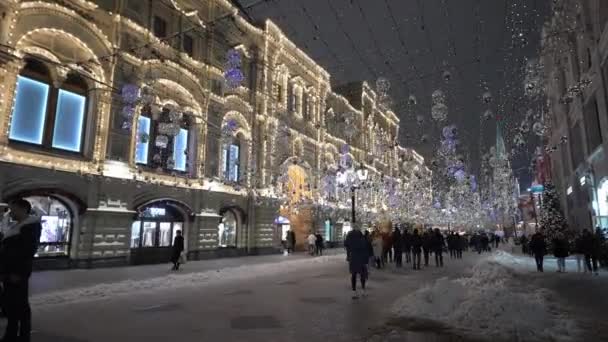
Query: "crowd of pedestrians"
520 228 604 274
345 224 474 298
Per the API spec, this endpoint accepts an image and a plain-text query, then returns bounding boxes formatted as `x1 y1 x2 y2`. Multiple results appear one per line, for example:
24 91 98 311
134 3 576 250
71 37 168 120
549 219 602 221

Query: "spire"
496 120 506 159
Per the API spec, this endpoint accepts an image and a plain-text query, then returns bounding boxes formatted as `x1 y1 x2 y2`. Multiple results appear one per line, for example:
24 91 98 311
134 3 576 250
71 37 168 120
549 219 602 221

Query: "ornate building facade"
0 0 430 268
543 0 608 231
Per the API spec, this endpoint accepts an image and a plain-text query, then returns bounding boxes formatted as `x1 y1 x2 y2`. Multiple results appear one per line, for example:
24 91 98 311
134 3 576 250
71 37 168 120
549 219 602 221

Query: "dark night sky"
237 0 550 188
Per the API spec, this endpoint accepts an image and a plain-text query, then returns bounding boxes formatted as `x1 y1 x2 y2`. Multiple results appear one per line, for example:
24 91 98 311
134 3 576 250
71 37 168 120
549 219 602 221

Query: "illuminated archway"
278 159 313 251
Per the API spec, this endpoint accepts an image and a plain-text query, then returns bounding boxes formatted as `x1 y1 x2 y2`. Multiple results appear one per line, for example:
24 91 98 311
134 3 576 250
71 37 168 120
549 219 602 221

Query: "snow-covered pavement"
7 247 608 342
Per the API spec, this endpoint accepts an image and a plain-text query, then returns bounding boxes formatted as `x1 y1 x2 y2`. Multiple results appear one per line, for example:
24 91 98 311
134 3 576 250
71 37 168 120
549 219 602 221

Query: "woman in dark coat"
345 227 370 298
411 229 423 270
552 233 569 272
171 230 184 270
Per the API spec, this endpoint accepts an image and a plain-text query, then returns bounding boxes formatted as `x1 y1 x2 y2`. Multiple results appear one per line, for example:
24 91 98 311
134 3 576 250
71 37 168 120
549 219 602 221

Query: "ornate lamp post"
337 164 369 224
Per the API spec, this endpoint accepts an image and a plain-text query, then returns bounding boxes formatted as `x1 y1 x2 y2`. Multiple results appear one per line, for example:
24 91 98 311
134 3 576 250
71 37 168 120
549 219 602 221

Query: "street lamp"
337 164 369 224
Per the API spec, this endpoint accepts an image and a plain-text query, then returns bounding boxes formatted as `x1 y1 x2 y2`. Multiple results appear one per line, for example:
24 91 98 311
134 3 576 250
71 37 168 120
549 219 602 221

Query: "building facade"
543 0 608 231
0 0 430 268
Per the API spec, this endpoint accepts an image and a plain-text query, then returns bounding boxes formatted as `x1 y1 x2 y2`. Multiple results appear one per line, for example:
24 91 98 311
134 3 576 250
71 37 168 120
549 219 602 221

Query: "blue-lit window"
9 76 50 145
135 116 151 164
8 60 88 154
52 90 86 152
173 128 188 172
223 142 240 182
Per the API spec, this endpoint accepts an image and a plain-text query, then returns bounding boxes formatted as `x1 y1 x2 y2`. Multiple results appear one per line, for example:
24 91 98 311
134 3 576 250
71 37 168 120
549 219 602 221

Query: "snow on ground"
392 251 579 342
31 254 344 308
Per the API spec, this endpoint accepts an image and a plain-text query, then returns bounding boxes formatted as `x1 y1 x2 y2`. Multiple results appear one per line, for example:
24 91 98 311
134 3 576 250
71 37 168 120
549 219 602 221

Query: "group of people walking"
345 224 469 298
522 228 604 274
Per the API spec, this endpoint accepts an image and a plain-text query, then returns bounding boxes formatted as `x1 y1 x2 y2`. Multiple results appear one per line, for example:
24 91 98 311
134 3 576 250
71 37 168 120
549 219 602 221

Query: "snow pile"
392 252 578 342
31 254 344 308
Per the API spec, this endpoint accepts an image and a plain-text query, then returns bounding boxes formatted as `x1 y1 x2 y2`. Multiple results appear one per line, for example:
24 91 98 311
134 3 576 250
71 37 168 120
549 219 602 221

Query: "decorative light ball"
432 90 446 104
482 109 493 120
340 144 350 155
431 103 448 121
169 109 183 122
376 77 390 95
121 105 136 119
532 122 546 137
140 86 156 105
482 91 492 104
513 133 526 148
408 94 417 105
155 135 169 149
519 120 530 134
121 84 140 104
442 125 457 139
443 70 451 82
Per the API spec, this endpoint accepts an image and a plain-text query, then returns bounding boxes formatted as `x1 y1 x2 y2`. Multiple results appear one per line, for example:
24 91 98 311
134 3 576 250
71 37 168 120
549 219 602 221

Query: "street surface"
3 247 606 342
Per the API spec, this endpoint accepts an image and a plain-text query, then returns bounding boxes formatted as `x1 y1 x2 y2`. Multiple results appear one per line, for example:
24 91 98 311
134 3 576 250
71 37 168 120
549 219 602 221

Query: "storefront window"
26 196 72 257
219 210 238 247
131 203 184 248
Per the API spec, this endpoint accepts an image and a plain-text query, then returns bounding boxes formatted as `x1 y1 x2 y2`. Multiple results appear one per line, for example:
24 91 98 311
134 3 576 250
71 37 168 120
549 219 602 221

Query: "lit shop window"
9 60 88 153
131 204 184 248
135 107 191 173
26 196 72 258
222 142 240 182
218 210 238 248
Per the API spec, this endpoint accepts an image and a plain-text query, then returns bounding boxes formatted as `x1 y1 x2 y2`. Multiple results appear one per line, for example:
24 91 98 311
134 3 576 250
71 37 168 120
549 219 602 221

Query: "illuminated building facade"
0 0 430 267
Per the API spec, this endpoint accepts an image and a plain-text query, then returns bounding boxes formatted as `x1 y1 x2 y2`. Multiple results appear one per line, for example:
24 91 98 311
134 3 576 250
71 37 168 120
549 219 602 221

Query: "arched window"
222 139 241 182
218 210 238 247
9 59 88 153
25 195 73 257
135 105 191 174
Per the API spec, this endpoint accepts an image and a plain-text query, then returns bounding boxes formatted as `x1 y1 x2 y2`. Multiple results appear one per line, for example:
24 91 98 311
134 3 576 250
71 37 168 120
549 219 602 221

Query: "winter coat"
0 214 42 278
573 236 584 254
392 230 403 252
402 232 412 251
372 236 383 257
411 233 423 253
580 232 595 255
171 235 184 263
529 233 546 255
315 233 324 248
422 232 432 251
431 233 445 253
286 231 296 249
345 230 370 274
552 237 569 258
307 234 316 246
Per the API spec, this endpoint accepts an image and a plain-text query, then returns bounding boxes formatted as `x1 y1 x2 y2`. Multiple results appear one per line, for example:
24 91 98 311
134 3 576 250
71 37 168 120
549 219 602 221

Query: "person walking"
315 233 324 256
0 199 42 342
581 228 601 275
171 230 184 271
345 225 370 299
402 229 412 264
573 233 586 273
447 232 454 259
307 232 316 256
455 233 464 259
431 229 445 267
422 230 432 267
411 229 423 270
552 232 569 273
371 231 384 269
392 226 403 267
382 231 393 264
286 230 296 254
529 231 546 272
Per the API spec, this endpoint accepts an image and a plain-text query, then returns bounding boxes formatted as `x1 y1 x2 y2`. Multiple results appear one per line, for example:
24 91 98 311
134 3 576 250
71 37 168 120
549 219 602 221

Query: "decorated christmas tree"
538 182 571 240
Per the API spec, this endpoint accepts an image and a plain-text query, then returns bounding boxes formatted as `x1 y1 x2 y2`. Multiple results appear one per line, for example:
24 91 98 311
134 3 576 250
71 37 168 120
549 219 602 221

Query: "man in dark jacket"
529 231 546 272
410 229 423 270
422 230 432 267
1 199 42 342
345 226 370 299
431 229 445 267
171 230 184 270
402 229 412 263
581 229 599 275
392 227 403 267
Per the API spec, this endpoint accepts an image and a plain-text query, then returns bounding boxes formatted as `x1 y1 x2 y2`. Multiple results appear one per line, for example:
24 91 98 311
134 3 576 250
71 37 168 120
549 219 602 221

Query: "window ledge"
6 142 89 162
